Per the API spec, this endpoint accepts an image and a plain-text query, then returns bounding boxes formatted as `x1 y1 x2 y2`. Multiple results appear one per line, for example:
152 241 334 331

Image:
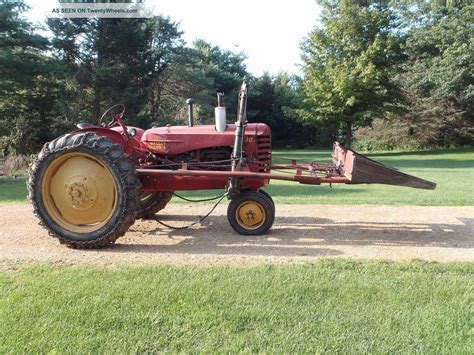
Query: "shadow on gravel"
107 215 474 257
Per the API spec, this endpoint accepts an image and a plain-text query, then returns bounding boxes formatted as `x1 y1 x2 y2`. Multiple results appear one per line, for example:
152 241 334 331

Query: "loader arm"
137 142 436 190
332 143 436 190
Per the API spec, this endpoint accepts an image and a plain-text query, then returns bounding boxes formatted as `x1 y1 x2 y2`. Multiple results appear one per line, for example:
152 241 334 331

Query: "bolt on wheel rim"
235 201 266 230
41 152 118 233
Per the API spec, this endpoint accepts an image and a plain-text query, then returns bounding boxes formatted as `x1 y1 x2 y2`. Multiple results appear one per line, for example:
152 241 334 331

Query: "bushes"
2 154 30 177
353 108 474 152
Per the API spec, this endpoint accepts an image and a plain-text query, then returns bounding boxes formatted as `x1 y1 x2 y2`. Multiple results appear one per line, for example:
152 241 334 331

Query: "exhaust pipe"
215 91 226 132
186 98 194 127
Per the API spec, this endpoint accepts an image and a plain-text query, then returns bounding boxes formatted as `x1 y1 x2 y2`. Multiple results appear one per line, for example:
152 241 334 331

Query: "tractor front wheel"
258 189 275 211
227 191 275 235
28 132 141 248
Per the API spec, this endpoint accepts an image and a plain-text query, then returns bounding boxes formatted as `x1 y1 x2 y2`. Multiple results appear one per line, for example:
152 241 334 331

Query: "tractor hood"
142 123 271 155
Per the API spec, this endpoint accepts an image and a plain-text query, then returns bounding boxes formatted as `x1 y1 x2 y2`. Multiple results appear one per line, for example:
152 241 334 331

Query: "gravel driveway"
1 203 473 266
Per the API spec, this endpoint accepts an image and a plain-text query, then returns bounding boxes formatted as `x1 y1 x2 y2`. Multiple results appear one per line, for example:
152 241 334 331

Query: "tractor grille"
256 135 271 172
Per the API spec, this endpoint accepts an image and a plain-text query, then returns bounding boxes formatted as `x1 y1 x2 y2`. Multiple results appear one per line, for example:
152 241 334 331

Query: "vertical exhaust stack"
186 98 194 127
215 91 226 132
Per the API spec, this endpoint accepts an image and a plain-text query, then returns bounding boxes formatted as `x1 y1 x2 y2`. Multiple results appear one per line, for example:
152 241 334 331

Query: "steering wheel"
98 104 126 128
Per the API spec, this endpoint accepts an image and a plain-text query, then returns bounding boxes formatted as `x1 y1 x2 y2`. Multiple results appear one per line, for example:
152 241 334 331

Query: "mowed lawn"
268 147 474 205
2 147 472 205
1 149 473 353
1 260 472 353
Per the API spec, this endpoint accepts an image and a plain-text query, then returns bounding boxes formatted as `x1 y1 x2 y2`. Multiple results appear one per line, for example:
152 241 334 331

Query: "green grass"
265 146 474 205
1 260 472 353
0 176 27 203
1 147 472 205
176 147 474 205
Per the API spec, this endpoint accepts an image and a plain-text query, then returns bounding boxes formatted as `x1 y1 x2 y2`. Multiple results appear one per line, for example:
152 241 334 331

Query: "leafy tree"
399 0 473 146
356 0 473 149
188 39 248 123
247 72 318 147
0 0 53 154
299 0 405 147
47 16 186 127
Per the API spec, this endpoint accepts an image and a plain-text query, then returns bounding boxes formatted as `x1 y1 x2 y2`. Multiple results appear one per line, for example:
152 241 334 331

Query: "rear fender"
74 127 131 154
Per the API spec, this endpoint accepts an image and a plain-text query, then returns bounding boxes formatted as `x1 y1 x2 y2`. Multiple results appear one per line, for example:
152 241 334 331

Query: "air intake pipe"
215 91 226 132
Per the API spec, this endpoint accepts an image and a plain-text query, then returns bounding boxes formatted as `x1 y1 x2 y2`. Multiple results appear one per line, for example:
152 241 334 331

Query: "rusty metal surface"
136 168 350 185
332 142 436 190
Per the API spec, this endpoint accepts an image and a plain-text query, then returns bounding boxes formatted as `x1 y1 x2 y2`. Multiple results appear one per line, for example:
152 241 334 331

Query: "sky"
24 0 321 76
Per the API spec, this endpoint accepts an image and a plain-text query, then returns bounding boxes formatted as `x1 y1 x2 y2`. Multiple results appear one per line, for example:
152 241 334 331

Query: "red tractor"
29 81 435 248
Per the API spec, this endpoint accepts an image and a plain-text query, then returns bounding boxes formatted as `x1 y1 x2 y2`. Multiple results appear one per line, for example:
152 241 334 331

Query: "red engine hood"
142 123 271 154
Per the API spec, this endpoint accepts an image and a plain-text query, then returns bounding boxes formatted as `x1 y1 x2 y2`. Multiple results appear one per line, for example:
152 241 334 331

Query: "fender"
74 127 133 155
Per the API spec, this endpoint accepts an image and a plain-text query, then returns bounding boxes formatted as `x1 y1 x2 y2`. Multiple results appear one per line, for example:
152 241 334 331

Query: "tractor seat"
76 123 97 130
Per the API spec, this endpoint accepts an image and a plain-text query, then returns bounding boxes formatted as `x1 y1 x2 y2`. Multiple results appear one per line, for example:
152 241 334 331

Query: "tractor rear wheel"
227 191 275 235
137 191 173 219
28 132 141 248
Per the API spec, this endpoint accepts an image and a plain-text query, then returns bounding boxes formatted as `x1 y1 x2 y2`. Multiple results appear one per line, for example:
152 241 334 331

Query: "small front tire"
258 189 275 211
227 191 275 235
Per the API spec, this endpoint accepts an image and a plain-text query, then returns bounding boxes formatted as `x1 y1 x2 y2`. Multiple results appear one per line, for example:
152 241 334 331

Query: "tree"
189 39 248 123
399 0 473 146
299 0 405 147
47 16 186 127
0 0 53 154
247 72 315 147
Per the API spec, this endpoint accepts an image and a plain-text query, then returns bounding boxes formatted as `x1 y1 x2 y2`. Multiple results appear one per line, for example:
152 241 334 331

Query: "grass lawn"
0 176 27 203
1 147 472 205
1 260 472 353
266 146 474 205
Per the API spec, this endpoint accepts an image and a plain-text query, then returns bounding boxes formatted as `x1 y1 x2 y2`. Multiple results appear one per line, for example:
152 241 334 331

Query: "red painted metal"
76 111 434 193
142 123 270 155
139 174 266 192
131 122 273 191
137 168 350 192
74 125 147 158
137 168 350 184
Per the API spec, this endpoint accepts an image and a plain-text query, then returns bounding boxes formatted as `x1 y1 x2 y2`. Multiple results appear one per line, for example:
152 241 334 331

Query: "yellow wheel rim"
235 201 266 230
41 152 118 233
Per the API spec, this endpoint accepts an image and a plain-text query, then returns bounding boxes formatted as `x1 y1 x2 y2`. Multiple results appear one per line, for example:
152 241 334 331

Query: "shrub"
3 154 31 177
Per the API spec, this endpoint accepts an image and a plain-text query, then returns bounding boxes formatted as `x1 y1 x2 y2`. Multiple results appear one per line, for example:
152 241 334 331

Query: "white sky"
25 0 321 76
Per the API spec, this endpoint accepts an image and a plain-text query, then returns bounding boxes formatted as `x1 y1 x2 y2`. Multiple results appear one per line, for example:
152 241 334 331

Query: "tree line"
0 0 472 155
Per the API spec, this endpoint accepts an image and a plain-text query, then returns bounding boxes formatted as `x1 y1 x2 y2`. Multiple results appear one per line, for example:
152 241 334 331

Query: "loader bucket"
332 142 436 190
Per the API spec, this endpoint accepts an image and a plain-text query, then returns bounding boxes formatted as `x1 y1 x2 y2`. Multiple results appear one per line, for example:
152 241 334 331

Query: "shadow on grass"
104 215 473 257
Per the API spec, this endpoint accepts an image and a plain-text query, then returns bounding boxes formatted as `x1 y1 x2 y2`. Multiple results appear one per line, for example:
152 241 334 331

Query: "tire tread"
28 132 140 248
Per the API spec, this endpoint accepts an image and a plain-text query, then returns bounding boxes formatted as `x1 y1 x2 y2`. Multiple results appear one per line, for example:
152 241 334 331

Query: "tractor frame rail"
136 167 350 185
136 141 436 190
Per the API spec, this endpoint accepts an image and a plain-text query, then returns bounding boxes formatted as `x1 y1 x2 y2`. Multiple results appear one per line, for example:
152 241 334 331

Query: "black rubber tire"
258 189 275 211
28 132 141 248
227 191 275 235
136 191 173 219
